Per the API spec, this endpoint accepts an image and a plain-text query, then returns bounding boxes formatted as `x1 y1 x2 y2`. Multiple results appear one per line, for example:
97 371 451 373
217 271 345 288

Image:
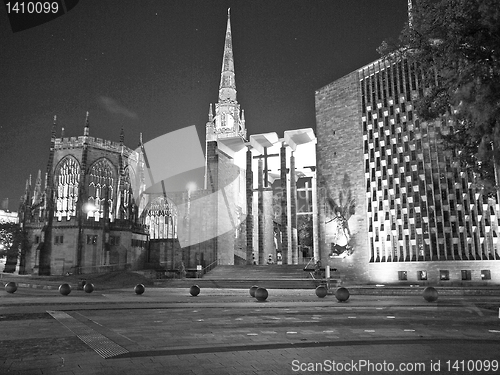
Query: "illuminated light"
186 182 197 192
376 284 385 287
83 202 98 213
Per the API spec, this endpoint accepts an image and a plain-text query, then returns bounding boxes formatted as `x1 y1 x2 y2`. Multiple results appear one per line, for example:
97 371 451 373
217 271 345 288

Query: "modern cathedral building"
316 57 500 285
16 10 317 276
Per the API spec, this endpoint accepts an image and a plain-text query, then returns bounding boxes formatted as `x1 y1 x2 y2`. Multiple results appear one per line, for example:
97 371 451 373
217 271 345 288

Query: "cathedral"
13 8 500 285
17 10 318 276
316 56 500 285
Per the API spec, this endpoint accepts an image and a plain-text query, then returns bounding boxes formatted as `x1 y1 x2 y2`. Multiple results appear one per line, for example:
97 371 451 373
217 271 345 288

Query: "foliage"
0 222 22 272
298 215 313 248
378 0 500 193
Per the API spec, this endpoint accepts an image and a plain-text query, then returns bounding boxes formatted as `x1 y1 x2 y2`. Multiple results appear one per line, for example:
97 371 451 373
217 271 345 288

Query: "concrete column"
258 158 264 265
312 169 319 261
290 152 298 264
280 144 288 264
263 188 274 263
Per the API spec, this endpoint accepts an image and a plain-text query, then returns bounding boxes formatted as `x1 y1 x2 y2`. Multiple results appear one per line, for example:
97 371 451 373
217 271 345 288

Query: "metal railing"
202 259 218 275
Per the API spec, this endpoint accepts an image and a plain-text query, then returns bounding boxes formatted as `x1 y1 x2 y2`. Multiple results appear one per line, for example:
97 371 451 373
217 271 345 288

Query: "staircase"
160 264 318 289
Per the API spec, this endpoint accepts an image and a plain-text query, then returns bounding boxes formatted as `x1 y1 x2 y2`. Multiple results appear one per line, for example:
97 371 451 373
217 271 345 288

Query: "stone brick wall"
315 70 371 283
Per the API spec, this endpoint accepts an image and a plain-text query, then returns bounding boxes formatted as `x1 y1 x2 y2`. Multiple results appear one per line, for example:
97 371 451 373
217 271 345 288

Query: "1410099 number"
6 2 59 14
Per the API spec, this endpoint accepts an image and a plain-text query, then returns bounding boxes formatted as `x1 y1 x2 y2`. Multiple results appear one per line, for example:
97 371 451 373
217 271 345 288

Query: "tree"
0 222 22 273
298 215 313 248
378 0 500 194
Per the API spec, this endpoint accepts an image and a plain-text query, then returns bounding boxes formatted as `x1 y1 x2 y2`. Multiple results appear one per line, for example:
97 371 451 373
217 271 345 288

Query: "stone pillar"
263 188 274 263
312 169 319 261
258 158 264 265
280 144 288 264
290 152 298 264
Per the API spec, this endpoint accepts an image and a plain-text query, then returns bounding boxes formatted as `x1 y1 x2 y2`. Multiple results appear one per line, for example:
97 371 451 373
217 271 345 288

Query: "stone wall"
315 70 371 283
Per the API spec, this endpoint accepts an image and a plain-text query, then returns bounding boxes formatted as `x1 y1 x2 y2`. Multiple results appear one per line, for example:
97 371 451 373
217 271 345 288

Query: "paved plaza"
1 285 500 375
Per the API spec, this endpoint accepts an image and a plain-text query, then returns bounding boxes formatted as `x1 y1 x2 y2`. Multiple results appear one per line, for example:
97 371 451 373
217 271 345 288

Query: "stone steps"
203 265 309 280
157 264 326 289
157 278 319 289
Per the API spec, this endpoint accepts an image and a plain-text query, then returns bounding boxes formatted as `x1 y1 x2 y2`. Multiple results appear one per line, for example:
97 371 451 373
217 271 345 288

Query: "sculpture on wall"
326 173 356 258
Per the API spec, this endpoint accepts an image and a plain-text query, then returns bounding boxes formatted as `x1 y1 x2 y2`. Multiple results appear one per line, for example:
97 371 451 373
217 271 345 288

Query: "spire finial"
84 111 90 136
51 116 57 139
228 7 230 17
408 0 413 28
208 103 213 121
120 127 124 145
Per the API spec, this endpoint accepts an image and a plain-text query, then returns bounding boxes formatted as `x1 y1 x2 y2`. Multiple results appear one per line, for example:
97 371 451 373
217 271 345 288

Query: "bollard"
59 283 72 296
423 286 438 302
5 282 17 294
249 285 259 297
335 287 350 302
315 285 328 298
255 287 268 302
134 284 145 295
83 282 94 293
190 285 200 296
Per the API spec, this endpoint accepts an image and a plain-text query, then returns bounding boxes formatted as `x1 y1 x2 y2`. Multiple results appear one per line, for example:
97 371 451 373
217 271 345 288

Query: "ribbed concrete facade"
316 57 500 285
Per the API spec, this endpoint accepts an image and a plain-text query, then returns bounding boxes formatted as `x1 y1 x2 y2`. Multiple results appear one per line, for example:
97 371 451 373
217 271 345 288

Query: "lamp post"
186 182 196 268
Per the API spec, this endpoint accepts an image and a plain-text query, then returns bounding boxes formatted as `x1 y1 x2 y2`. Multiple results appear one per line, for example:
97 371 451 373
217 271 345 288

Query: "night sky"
0 0 408 211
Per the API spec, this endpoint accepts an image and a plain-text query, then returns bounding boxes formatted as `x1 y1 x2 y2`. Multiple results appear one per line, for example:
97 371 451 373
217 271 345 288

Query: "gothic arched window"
144 196 178 239
87 158 115 221
55 156 80 221
116 166 134 220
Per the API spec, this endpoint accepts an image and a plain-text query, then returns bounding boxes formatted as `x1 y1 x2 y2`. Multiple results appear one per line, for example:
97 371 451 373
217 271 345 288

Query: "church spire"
219 8 237 103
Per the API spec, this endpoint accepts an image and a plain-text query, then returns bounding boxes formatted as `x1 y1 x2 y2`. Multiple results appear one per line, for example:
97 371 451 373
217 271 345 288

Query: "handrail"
304 257 316 270
202 259 218 274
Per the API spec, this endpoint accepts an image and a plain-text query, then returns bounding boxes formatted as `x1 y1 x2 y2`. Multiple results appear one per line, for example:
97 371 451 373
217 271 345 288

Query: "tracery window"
116 166 134 220
55 156 80 221
145 196 178 239
87 158 115 221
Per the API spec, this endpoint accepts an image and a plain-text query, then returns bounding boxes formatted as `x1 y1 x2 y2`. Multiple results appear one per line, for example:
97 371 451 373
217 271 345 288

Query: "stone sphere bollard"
255 287 268 302
134 284 145 295
335 287 350 302
315 285 328 298
249 285 259 297
423 286 438 302
83 282 94 293
190 285 200 296
59 283 72 296
5 282 17 294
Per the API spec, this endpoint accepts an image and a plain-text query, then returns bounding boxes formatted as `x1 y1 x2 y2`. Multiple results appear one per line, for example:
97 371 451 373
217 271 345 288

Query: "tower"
206 8 246 145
